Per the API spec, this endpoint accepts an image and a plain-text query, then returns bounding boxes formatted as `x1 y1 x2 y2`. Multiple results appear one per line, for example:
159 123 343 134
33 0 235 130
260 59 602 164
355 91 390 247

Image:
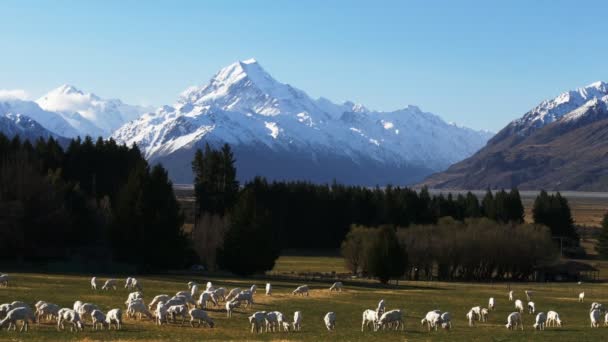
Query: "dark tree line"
0 133 191 271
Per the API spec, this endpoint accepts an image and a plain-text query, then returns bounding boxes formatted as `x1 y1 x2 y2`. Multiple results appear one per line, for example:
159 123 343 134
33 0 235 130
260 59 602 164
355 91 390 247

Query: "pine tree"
366 225 406 284
482 189 496 220
597 212 608 259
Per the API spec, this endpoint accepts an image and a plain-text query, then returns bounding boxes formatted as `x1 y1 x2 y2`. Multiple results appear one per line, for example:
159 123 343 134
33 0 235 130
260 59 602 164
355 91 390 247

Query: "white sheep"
509 290 514 301
525 290 533 302
225 300 240 318
57 308 84 332
198 291 218 309
131 278 142 291
604 312 608 326
226 288 241 301
480 308 489 322
293 311 302 331
590 309 601 328
167 304 188 325
36 303 60 323
440 312 452 330
155 302 167 325
329 282 343 292
361 309 378 332
73 301 83 312
579 292 585 303
265 311 279 332
191 284 199 297
546 310 562 327
125 277 133 289
91 309 106 330
0 307 35 332
488 297 495 310
125 291 143 305
189 308 214 328
214 287 227 302
590 302 604 312
265 283 272 296
90 277 97 290
292 285 309 296
175 291 196 306
466 309 477 327
324 312 336 331
233 290 253 308
0 274 9 287
274 311 288 332
148 294 170 310
102 279 117 291
187 281 197 289
528 301 536 314
249 311 266 333
163 297 187 308
78 303 99 322
422 310 442 331
127 300 153 320
206 281 214 291
376 299 386 317
506 311 523 330
378 309 403 331
533 312 546 330
105 309 122 330
250 284 257 294
515 299 524 313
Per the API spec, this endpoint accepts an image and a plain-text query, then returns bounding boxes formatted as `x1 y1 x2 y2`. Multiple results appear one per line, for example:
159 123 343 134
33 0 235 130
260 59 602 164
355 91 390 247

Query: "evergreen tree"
597 212 608 259
366 225 406 284
481 189 496 220
533 191 579 242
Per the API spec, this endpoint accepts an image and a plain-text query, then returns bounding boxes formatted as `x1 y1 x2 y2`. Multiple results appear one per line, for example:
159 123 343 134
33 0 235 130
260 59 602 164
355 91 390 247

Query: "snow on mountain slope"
37 84 150 138
0 99 79 137
113 59 493 184
0 112 63 141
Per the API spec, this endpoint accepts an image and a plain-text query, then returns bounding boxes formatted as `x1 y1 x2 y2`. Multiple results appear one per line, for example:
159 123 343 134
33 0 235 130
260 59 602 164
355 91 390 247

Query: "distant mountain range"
111 59 492 185
420 81 608 191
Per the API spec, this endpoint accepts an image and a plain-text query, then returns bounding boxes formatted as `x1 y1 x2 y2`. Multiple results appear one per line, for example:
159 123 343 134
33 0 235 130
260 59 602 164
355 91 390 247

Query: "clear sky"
1 0 607 131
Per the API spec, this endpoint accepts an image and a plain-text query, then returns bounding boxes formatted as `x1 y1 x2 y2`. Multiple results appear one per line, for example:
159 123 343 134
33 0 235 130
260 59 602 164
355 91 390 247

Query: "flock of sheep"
0 273 607 336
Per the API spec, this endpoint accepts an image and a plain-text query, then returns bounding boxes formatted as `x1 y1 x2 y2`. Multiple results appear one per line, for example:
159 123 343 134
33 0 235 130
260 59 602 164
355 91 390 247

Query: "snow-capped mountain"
37 85 150 138
113 59 492 185
0 99 79 137
420 81 608 190
0 112 62 142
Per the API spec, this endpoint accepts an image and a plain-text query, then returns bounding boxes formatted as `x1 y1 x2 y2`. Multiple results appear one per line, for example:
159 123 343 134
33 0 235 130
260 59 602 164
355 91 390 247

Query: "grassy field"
1 273 608 341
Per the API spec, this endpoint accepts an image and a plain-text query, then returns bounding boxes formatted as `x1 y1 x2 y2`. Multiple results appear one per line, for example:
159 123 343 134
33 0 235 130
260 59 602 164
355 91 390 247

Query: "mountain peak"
211 58 275 89
53 84 85 96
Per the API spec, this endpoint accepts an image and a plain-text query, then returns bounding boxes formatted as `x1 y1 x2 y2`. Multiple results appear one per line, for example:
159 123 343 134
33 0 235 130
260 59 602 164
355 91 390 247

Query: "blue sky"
1 0 607 131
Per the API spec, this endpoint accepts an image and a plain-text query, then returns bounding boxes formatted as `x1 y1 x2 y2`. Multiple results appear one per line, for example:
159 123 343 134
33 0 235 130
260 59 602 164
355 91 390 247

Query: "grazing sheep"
155 302 167 325
105 309 122 330
509 290 514 301
590 302 604 312
506 312 523 330
250 284 257 294
546 310 562 327
175 291 196 306
0 274 9 287
214 287 227 302
57 308 84 332
480 308 489 322
73 301 83 312
376 299 386 317
187 281 197 289
249 311 266 333
131 278 142 291
91 310 106 330
533 312 546 330
265 283 272 296
440 312 452 330
292 285 309 296
525 290 533 302
378 309 403 331
324 312 336 331
293 311 302 331
361 309 379 332
579 292 585 303
466 309 477 327
148 294 170 310
528 301 536 314
127 300 153 320
102 279 117 291
167 304 189 325
36 303 60 323
329 282 343 292
190 284 199 297
233 290 254 308
90 277 97 290
515 299 524 313
488 297 495 310
10 301 28 310
125 277 134 289
422 310 442 331
282 320 292 332
78 303 100 322
264 311 279 332
206 281 214 291
198 291 218 309
225 300 240 318
189 308 214 328
0 307 35 332
226 288 241 301
163 297 187 308
590 309 601 328
126 291 143 305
